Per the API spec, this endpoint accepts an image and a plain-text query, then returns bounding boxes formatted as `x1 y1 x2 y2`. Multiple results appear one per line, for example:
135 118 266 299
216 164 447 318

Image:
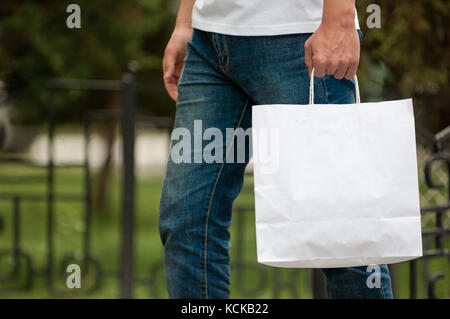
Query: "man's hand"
163 0 196 101
163 26 193 101
304 0 360 80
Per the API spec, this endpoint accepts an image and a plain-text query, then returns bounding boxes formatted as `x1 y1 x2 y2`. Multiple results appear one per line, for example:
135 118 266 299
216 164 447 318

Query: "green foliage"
0 0 175 123
0 1 448 125
357 0 449 97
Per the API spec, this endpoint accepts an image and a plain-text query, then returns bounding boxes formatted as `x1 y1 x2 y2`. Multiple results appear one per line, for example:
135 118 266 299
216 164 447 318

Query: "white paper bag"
252 71 423 268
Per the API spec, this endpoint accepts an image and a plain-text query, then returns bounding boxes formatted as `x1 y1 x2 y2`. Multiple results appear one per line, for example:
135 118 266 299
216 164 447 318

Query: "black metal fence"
0 75 448 298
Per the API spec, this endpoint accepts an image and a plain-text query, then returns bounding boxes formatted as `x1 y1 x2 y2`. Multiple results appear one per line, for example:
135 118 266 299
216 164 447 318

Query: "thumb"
163 51 175 80
163 50 179 101
304 39 313 75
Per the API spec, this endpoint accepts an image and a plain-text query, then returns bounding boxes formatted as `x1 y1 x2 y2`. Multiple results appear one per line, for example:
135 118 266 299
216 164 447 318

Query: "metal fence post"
120 73 136 299
312 269 327 299
46 89 55 293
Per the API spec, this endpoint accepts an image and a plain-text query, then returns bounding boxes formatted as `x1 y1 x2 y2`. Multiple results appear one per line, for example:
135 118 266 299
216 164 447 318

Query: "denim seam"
202 97 250 299
222 35 230 74
211 33 225 72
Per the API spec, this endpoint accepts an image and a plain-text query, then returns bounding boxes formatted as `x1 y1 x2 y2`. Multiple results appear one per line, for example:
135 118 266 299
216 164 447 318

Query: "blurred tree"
0 0 176 124
0 0 178 211
357 0 449 132
0 0 448 127
0 0 448 210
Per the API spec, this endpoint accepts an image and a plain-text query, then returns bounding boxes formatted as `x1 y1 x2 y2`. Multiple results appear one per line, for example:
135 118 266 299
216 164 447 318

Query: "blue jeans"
159 29 393 299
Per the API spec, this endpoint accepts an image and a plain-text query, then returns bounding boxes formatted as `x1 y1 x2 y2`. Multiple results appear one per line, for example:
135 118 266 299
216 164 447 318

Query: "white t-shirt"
192 0 360 36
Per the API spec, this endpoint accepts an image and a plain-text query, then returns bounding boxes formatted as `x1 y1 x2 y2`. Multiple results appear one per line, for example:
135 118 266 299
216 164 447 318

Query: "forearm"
163 0 196 101
175 0 196 29
322 0 356 29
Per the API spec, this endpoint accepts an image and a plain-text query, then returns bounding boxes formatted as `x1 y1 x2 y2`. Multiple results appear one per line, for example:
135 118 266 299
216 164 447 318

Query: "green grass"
0 163 448 298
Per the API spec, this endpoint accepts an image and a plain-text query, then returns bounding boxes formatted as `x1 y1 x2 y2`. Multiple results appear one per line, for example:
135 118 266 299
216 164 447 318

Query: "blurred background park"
0 0 448 298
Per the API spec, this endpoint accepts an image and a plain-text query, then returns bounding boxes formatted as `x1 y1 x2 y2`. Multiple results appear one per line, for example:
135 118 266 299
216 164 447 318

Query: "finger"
164 75 178 101
334 64 349 80
163 52 178 101
163 69 178 101
312 56 326 78
163 51 175 82
304 40 313 75
174 61 184 79
344 62 358 80
326 63 338 76
163 71 178 101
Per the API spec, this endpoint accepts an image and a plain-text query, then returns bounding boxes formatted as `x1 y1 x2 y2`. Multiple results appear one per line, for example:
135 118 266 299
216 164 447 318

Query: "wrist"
321 1 356 29
174 0 195 31
322 12 355 30
174 22 193 34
